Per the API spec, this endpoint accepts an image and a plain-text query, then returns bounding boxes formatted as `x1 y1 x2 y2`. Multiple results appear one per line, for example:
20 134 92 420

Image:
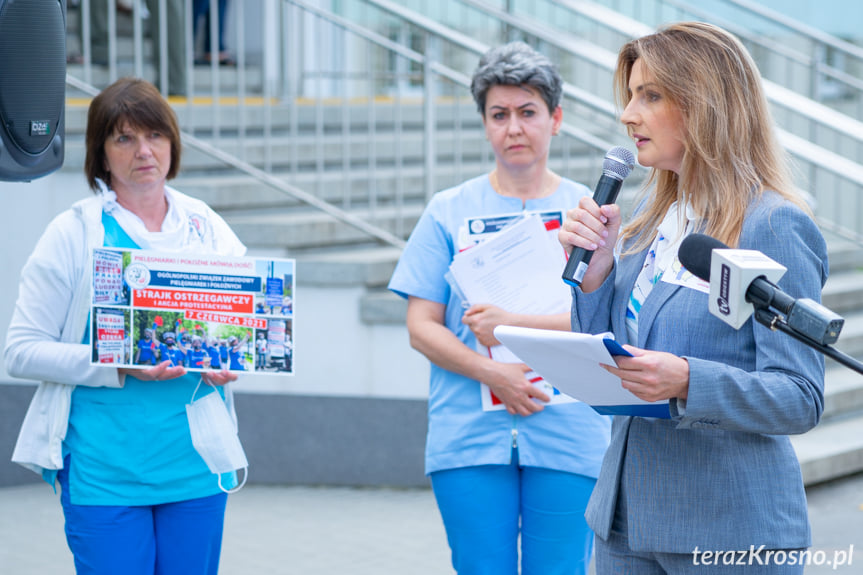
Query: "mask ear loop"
218 467 248 494
190 377 248 493
190 376 215 403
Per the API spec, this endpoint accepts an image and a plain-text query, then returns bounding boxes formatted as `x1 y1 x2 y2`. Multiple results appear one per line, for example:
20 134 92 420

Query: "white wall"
238 286 430 399
0 171 92 383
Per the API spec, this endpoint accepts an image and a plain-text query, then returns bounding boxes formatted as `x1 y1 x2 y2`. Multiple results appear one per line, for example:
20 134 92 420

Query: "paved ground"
0 482 453 575
1 473 861 574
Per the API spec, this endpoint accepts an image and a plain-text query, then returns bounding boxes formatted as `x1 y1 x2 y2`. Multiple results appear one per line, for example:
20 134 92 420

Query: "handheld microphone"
678 233 843 345
562 146 636 287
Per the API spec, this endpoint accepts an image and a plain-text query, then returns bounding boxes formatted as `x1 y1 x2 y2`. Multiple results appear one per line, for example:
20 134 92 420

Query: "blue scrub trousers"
430 450 597 575
57 460 228 575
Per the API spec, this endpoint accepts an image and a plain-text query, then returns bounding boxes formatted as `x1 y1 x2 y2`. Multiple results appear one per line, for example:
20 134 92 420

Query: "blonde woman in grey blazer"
559 22 827 574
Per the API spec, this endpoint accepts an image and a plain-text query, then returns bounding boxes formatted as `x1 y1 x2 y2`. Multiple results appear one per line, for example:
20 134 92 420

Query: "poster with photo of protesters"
89 248 295 375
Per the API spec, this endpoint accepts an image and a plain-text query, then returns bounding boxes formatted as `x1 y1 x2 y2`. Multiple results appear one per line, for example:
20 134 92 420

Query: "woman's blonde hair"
615 21 808 252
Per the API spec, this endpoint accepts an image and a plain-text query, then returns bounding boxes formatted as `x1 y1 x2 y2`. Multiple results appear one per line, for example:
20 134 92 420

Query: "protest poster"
89 248 295 375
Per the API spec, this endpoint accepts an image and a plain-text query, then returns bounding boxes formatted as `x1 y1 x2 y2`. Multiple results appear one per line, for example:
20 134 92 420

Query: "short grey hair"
470 41 563 115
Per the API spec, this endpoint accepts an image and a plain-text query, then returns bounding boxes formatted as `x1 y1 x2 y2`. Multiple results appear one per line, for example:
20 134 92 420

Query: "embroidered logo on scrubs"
188 214 207 240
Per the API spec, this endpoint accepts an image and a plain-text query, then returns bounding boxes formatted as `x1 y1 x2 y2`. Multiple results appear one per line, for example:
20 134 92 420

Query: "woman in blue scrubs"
388 42 611 574
6 78 246 575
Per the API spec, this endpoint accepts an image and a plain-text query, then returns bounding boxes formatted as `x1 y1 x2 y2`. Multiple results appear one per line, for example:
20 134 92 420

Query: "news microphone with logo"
678 233 843 345
562 146 636 287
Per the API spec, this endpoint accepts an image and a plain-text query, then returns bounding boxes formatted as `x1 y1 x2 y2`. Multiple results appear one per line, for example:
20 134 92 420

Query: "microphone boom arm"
753 307 863 375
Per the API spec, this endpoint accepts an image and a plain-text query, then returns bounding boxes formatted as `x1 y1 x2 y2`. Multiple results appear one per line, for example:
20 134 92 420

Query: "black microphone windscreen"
678 233 729 282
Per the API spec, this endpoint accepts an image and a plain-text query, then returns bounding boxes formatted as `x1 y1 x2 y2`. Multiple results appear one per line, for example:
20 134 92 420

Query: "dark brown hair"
84 77 181 191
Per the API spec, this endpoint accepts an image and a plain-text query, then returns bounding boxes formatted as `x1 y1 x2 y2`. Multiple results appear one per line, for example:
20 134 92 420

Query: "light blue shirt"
388 175 611 476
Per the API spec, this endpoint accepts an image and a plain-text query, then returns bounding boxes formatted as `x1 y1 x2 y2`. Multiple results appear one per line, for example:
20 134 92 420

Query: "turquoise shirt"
59 212 234 505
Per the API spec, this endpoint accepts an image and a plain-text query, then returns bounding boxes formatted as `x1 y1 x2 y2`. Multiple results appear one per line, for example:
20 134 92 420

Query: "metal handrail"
65 0 863 248
363 0 619 119
653 0 863 104
449 0 863 245
723 0 863 60
288 0 619 152
459 0 863 155
368 0 863 188
287 0 623 196
64 73 407 249
588 0 863 115
285 0 863 246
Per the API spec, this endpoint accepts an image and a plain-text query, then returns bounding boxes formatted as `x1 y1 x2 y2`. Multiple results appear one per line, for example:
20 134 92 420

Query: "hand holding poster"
90 248 295 375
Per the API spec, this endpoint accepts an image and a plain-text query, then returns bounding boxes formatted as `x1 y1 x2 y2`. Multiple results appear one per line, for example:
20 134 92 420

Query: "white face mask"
186 380 249 493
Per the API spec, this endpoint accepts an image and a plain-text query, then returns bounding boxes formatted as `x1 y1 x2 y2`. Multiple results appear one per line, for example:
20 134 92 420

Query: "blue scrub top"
60 211 233 505
388 175 611 477
229 348 245 370
136 338 158 364
189 348 210 369
160 344 187 367
207 345 222 369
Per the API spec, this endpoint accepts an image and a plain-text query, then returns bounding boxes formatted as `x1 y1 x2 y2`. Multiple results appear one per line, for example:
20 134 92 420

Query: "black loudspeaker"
0 0 66 182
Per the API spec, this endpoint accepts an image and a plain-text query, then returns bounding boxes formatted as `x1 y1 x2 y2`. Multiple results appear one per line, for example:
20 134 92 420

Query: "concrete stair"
791 236 863 485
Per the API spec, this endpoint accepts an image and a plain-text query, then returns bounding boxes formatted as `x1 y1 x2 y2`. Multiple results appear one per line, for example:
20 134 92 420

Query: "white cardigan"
6 187 246 476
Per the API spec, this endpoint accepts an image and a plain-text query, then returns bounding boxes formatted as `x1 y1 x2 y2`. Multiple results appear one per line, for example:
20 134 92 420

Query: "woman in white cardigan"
6 77 246 575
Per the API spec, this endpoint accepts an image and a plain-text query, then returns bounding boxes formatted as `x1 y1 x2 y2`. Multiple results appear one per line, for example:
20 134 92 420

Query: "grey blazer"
573 192 828 554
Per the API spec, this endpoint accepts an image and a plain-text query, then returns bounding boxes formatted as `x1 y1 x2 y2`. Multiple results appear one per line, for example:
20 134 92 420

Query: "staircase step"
823 365 863 420
822 270 863 314
792 414 863 485
823 232 863 273
361 289 407 324
295 247 403 288
831 310 863 360
222 204 425 251
63 97 485 135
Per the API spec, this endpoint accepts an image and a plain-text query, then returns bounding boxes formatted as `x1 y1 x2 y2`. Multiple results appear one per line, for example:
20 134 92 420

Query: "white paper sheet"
449 214 572 317
448 214 576 410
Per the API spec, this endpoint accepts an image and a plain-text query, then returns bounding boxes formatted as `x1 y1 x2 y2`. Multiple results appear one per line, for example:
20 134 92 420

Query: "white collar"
96 178 189 250
653 201 700 274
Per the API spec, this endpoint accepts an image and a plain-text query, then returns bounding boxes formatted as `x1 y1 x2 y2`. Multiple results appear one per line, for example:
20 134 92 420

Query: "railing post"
282 0 295 102
183 0 193 121
423 33 438 202
367 40 377 217
264 0 280 101
82 0 92 85
158 0 167 96
264 0 279 172
503 0 514 42
132 0 144 80
811 42 824 102
108 0 118 83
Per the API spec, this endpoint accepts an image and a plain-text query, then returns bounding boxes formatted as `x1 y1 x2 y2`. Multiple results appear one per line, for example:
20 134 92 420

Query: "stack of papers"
448 213 571 316
448 214 574 410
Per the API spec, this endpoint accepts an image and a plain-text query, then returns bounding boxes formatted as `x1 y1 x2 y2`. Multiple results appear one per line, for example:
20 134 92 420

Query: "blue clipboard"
493 325 671 419
596 338 670 419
